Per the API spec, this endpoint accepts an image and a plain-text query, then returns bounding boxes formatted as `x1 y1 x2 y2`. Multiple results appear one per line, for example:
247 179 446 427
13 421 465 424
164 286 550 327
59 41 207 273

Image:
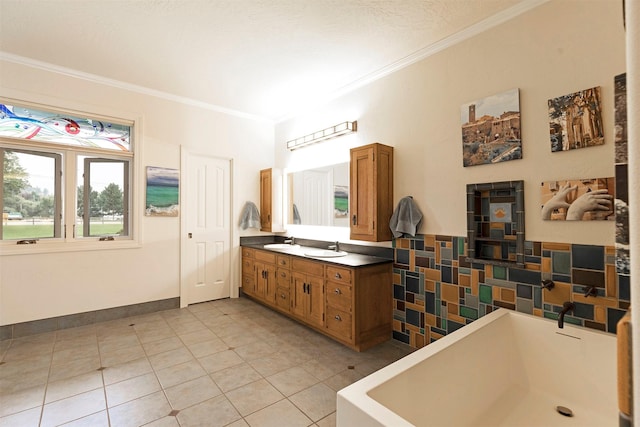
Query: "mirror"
287 163 349 227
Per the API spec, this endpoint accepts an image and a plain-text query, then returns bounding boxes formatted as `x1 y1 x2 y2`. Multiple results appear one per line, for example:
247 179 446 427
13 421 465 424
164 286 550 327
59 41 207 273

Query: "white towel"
239 201 261 229
389 196 423 238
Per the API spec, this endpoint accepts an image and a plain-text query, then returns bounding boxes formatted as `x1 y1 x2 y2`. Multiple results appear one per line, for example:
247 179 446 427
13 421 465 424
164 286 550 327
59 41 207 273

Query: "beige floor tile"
289 383 336 422
143 415 181 426
0 384 45 417
155 359 207 389
177 328 217 346
40 388 106 427
219 332 261 348
234 340 277 361
266 366 320 396
170 320 206 336
198 349 243 374
45 371 103 403
225 379 284 416
1 341 54 362
0 365 49 393
164 375 221 410
210 363 263 392
108 390 171 427
102 357 153 386
248 352 298 377
105 372 161 407
323 369 364 392
49 355 102 383
60 410 109 426
176 395 241 427
51 344 100 366
300 358 346 381
225 419 250 427
316 411 336 427
0 406 41 427
98 334 140 354
142 336 184 356
100 344 146 367
244 399 312 427
136 327 177 344
185 337 228 358
148 347 193 371
0 353 51 379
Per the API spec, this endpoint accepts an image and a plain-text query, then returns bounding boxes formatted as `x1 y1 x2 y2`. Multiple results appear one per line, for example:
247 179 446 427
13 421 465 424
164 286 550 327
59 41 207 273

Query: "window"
1 100 137 252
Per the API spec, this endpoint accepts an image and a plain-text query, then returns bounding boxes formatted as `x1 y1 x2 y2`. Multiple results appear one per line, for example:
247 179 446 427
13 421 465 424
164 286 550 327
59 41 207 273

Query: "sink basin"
303 249 348 258
263 243 301 249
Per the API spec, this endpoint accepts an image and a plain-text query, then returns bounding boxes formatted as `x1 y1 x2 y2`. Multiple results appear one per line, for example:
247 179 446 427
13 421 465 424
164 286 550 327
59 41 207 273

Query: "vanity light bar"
286 121 357 150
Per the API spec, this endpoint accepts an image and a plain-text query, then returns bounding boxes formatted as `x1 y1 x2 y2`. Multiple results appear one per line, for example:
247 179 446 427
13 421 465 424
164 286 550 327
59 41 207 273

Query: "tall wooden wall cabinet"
260 168 284 232
349 143 394 242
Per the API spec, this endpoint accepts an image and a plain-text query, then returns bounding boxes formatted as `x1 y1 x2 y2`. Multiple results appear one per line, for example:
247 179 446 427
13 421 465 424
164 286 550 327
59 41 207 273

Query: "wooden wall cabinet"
350 143 394 242
260 168 285 232
242 247 392 351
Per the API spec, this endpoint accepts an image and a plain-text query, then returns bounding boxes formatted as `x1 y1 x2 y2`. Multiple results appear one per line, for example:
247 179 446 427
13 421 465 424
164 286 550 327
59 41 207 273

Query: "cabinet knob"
334 288 341 295
281 293 286 299
280 260 286 265
334 315 342 321
335 272 342 279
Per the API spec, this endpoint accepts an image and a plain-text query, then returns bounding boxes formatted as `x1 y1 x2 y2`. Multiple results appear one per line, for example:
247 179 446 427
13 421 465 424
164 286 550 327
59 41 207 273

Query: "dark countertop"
241 242 393 268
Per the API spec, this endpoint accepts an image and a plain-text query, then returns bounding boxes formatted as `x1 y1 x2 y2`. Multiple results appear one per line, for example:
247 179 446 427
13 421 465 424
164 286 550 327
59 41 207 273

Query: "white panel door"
302 170 331 226
183 153 231 304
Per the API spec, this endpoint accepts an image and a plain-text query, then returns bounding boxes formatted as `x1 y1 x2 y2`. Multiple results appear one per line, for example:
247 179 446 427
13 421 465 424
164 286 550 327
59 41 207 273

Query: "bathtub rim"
336 308 614 427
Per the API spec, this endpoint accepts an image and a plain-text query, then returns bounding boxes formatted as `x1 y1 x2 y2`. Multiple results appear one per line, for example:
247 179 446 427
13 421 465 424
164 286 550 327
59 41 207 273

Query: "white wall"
275 0 626 247
0 60 275 325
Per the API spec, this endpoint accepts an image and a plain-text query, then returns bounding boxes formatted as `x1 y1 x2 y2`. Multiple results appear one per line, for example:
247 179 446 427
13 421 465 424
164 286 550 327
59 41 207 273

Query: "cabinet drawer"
255 250 276 264
326 306 352 340
276 255 291 267
275 286 290 311
242 258 255 276
242 247 255 258
276 268 290 287
291 258 324 277
326 265 352 285
326 282 352 312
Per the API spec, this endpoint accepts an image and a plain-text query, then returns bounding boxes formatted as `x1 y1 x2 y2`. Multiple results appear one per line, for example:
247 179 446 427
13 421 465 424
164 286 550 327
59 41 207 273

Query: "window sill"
0 239 142 256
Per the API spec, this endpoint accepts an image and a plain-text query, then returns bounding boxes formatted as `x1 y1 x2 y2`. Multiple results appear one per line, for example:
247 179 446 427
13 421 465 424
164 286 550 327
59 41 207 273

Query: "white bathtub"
337 308 617 427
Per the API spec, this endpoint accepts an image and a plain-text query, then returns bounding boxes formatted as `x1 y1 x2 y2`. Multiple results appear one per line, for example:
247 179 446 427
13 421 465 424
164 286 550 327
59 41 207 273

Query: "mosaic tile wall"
392 234 630 348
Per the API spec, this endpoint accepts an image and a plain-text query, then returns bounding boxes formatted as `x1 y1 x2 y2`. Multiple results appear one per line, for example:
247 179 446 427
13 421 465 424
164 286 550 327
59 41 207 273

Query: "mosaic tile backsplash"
392 234 630 348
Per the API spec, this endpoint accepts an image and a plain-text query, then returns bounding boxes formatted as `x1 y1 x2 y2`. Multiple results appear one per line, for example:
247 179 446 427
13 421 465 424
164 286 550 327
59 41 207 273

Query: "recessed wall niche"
466 180 525 267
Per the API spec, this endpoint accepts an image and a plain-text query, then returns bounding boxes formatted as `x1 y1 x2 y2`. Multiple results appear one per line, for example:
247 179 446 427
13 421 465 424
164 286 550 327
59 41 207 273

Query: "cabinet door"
350 146 375 238
264 263 277 304
260 169 272 231
254 261 266 298
290 272 306 319
306 274 325 328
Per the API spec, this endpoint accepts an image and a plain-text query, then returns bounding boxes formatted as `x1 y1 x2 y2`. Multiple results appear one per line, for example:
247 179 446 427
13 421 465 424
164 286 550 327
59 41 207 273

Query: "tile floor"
0 297 413 427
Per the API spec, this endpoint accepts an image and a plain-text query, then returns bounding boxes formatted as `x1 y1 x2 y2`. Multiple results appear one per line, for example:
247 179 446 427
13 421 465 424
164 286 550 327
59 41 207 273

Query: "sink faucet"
284 236 295 245
558 301 575 329
328 241 340 252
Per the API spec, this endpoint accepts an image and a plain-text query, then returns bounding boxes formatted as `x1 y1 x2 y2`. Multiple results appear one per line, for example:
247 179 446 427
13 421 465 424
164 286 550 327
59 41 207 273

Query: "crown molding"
0 51 273 124
275 0 550 122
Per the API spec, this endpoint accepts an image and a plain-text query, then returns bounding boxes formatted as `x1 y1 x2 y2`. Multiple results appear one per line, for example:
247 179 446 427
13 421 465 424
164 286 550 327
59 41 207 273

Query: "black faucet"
558 301 575 329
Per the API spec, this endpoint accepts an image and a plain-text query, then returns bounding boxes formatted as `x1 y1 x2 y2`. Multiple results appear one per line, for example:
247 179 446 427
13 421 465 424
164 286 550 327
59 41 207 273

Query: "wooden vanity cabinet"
325 263 391 351
290 258 325 328
242 247 392 351
349 143 394 242
260 168 284 232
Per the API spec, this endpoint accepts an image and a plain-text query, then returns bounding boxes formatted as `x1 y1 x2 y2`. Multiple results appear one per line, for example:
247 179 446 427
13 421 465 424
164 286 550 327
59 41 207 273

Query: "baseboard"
0 297 180 341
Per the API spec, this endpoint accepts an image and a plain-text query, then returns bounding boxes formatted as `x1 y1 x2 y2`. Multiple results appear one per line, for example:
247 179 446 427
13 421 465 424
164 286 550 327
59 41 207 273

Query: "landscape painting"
334 185 348 218
461 88 521 167
145 167 179 217
548 86 604 152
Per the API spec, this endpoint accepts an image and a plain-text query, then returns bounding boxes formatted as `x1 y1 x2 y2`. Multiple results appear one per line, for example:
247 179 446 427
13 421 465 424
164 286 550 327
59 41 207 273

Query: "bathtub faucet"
558 301 575 329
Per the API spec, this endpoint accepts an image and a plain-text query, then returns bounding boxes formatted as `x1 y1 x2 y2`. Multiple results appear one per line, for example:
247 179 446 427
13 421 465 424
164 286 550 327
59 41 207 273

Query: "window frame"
0 99 141 255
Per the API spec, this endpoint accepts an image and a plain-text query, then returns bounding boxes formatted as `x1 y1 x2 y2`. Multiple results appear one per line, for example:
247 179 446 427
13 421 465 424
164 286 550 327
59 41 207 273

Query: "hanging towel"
389 196 423 238
239 201 261 230
292 203 302 224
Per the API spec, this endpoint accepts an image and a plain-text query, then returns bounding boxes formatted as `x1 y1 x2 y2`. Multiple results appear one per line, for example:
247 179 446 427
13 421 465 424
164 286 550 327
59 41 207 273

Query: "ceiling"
0 0 539 122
